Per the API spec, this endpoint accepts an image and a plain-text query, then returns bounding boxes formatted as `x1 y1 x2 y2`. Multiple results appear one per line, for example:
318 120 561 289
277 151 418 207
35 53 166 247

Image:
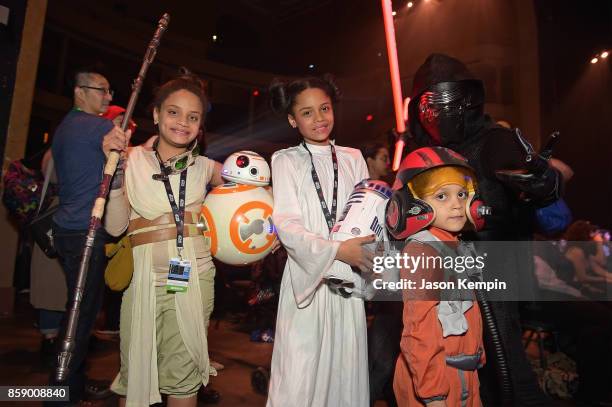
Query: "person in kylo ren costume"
405 54 562 406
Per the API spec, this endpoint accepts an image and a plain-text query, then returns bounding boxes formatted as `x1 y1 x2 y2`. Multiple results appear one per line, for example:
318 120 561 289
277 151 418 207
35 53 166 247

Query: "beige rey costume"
105 145 217 406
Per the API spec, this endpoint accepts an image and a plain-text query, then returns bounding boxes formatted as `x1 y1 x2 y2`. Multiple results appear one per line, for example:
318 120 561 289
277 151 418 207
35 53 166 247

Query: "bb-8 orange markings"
200 151 277 265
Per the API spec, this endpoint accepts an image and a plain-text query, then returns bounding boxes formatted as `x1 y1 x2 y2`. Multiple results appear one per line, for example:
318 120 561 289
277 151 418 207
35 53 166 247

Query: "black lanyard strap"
155 151 188 258
302 141 338 233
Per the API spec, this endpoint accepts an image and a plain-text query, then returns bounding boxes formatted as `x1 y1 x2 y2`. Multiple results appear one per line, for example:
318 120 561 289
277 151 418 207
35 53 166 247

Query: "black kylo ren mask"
418 80 484 146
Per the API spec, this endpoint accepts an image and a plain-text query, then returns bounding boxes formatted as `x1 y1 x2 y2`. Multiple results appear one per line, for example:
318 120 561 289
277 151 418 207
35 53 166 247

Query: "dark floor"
0 293 580 407
0 293 271 407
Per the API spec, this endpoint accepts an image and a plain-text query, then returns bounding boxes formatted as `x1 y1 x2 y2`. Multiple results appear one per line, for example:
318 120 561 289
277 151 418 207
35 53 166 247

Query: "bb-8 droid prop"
200 151 277 265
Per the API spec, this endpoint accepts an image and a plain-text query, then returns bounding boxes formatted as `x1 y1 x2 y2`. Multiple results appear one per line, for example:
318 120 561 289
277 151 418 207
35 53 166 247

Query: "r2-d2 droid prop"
330 179 393 241
327 179 394 298
200 151 277 265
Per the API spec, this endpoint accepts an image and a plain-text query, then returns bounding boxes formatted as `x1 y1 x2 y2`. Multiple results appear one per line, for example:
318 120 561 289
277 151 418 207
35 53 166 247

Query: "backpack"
2 158 57 227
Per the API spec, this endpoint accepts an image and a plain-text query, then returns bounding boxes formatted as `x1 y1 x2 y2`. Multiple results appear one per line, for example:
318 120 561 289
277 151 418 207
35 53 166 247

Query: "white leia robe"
266 141 370 407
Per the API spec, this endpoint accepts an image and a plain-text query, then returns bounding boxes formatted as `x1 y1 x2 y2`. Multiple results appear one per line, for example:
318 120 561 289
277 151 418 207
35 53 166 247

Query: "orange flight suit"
393 227 485 407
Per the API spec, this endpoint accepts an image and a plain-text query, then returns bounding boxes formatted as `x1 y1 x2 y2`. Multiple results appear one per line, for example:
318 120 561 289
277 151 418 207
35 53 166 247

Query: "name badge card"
167 258 191 293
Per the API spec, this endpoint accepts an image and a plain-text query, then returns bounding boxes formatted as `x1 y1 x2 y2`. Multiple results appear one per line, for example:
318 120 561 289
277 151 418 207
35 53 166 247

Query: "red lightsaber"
381 0 406 171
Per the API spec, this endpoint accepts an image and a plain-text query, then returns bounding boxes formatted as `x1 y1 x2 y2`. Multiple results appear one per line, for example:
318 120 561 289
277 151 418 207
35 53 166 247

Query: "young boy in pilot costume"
385 146 488 407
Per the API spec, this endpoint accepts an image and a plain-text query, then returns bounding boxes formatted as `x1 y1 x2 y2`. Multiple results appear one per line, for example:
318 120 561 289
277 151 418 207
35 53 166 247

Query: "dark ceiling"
74 0 391 76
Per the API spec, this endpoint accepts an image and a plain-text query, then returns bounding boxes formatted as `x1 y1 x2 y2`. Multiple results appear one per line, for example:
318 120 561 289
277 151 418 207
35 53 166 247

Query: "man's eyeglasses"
79 85 114 97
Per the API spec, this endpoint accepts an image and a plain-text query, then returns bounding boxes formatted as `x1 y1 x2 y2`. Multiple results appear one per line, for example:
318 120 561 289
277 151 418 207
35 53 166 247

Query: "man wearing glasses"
50 68 130 405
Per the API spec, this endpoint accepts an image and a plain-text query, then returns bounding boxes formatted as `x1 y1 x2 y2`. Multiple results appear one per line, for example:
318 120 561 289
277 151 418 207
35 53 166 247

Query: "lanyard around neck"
302 141 338 233
154 150 188 258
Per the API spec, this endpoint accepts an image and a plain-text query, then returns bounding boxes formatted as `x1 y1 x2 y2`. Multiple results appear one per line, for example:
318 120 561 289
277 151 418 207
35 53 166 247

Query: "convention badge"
166 257 192 293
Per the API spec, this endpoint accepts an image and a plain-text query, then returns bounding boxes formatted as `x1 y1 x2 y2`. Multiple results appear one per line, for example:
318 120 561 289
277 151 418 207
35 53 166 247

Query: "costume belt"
445 348 483 371
128 211 203 247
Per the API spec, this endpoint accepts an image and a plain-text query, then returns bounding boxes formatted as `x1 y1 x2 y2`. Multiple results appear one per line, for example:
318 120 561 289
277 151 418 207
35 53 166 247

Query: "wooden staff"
56 13 170 383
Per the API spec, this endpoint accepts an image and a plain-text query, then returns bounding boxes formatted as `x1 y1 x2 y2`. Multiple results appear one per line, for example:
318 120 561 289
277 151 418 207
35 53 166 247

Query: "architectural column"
0 0 48 316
